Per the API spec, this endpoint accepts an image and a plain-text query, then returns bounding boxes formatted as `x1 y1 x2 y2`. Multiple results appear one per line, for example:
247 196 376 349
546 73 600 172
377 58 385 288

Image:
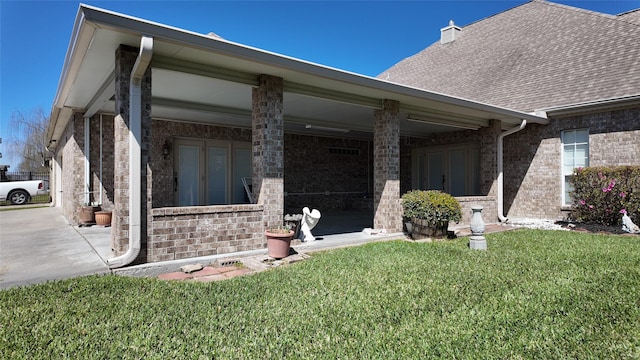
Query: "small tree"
7 107 50 172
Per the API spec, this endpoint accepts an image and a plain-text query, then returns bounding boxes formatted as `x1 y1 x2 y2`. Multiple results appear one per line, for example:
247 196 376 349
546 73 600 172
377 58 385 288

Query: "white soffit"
50 4 549 144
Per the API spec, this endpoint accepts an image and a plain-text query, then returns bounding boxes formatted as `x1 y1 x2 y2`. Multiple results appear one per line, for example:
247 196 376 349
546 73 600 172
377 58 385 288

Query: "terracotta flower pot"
95 211 112 227
266 230 294 259
79 205 101 225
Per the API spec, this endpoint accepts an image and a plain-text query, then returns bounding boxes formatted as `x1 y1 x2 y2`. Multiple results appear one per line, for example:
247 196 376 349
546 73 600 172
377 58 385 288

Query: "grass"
0 193 50 208
1 229 639 359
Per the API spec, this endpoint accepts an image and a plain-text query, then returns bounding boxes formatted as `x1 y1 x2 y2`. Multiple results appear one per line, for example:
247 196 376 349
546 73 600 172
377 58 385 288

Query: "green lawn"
1 229 639 359
0 193 50 207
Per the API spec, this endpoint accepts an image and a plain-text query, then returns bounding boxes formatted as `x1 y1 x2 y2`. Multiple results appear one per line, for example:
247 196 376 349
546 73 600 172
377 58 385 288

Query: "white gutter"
497 120 527 222
108 36 153 269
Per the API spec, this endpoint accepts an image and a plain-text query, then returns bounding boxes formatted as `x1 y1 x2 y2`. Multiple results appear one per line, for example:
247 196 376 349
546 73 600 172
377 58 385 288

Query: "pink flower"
588 205 594 209
602 179 616 193
579 199 586 205
620 209 627 214
620 192 626 198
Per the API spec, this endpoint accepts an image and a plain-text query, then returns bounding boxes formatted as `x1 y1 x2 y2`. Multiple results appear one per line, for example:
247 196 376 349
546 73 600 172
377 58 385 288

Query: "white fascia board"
47 5 97 144
540 94 640 117
54 5 97 108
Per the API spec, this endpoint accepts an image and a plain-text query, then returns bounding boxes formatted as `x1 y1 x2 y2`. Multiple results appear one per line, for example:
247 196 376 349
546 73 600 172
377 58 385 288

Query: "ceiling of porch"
48 5 548 146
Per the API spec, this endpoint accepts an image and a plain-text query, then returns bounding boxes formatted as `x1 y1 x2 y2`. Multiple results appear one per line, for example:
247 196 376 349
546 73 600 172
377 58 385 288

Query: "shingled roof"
378 0 640 113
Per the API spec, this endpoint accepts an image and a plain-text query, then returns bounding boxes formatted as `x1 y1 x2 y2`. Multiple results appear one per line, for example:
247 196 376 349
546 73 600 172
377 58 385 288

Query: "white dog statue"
622 214 640 234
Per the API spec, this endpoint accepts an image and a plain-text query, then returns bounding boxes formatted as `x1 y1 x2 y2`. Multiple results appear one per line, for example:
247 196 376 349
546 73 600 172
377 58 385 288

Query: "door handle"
174 176 178 192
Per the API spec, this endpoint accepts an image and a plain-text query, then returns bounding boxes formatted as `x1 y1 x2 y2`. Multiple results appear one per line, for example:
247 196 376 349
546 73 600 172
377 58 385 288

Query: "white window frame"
561 129 589 206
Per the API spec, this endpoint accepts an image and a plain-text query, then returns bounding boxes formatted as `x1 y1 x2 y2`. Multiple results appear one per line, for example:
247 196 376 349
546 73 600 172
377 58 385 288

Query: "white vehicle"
0 180 48 205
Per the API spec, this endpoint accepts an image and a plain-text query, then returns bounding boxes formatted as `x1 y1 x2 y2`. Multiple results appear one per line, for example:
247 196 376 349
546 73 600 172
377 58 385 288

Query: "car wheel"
9 190 28 205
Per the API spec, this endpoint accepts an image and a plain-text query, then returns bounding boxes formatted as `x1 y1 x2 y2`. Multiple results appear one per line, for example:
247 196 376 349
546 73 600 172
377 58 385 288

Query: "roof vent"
440 20 461 44
206 32 224 40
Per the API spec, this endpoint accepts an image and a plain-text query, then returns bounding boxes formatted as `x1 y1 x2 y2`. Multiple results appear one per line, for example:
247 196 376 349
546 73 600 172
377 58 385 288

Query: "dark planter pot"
283 219 301 239
79 205 101 225
410 218 449 239
266 230 294 259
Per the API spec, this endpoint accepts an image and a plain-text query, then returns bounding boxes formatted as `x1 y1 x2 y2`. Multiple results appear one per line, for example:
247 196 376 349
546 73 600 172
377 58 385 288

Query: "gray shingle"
378 0 640 112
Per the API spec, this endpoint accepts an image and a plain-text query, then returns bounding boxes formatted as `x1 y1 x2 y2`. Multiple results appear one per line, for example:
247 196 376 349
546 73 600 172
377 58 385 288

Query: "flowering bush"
401 190 462 224
569 166 640 226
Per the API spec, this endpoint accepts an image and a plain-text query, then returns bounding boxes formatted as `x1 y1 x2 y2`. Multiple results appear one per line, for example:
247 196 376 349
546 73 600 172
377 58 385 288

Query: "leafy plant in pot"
265 224 294 259
401 190 462 239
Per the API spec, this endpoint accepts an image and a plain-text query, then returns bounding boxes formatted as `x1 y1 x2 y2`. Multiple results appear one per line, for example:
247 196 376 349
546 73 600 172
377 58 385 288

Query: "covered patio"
46 5 548 267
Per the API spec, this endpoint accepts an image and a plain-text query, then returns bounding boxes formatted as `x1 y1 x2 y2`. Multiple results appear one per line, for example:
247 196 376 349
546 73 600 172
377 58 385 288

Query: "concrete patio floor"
0 206 517 288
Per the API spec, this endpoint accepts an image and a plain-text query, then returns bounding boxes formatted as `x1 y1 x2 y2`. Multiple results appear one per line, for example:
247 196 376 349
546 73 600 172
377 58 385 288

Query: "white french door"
412 145 480 196
176 140 203 206
174 139 251 206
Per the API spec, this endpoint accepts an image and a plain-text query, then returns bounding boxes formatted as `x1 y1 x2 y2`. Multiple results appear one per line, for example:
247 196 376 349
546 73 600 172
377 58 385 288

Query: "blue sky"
1 0 638 168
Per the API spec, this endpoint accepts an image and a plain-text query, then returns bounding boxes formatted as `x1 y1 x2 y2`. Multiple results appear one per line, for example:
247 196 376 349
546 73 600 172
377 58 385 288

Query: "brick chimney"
440 20 461 44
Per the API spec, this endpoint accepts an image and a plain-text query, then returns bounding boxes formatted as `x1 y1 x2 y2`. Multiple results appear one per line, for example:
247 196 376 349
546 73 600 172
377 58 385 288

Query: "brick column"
62 112 87 224
479 119 501 196
112 44 152 262
373 99 402 232
252 74 284 231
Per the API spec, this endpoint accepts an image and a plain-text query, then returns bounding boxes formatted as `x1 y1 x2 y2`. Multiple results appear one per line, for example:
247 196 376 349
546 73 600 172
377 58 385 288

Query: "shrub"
401 190 462 224
569 166 640 226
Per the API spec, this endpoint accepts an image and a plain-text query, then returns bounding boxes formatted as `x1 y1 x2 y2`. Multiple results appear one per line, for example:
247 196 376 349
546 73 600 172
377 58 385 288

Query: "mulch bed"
555 221 635 235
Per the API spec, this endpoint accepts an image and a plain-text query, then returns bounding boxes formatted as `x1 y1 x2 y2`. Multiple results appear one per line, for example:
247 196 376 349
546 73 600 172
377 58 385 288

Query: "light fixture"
406 114 481 130
305 124 350 133
162 140 171 159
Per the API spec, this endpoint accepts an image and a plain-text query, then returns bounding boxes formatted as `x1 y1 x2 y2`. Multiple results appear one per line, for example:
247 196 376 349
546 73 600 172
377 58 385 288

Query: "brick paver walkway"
158 265 253 282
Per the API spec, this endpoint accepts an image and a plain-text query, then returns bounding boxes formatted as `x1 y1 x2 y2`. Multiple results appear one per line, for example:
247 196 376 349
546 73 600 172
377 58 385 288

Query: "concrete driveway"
0 206 111 289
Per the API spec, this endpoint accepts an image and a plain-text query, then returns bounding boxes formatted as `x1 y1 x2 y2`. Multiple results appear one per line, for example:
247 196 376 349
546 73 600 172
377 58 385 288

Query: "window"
174 139 251 206
561 129 589 206
412 144 480 196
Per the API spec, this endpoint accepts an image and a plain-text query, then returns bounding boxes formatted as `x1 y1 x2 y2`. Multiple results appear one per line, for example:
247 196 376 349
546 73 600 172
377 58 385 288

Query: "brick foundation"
149 205 264 262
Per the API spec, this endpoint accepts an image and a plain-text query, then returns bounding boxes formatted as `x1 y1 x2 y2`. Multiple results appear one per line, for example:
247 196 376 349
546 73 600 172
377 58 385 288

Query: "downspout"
497 120 526 222
99 114 103 205
108 36 153 269
84 116 90 205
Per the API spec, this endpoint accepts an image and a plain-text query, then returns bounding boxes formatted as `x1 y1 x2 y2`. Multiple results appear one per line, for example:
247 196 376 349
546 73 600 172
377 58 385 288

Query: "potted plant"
266 224 294 259
401 190 462 239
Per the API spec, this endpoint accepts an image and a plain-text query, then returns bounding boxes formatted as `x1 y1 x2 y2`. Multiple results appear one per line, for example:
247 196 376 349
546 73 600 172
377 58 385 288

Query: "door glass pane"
207 147 227 205
428 153 444 191
575 129 589 143
470 149 480 195
563 145 574 166
575 144 588 167
418 154 426 189
178 145 200 206
233 148 252 203
564 176 574 205
563 130 575 144
449 150 465 196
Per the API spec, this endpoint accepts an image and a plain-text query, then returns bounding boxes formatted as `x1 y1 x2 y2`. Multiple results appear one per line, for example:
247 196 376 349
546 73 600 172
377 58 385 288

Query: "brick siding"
149 204 264 262
504 107 640 220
